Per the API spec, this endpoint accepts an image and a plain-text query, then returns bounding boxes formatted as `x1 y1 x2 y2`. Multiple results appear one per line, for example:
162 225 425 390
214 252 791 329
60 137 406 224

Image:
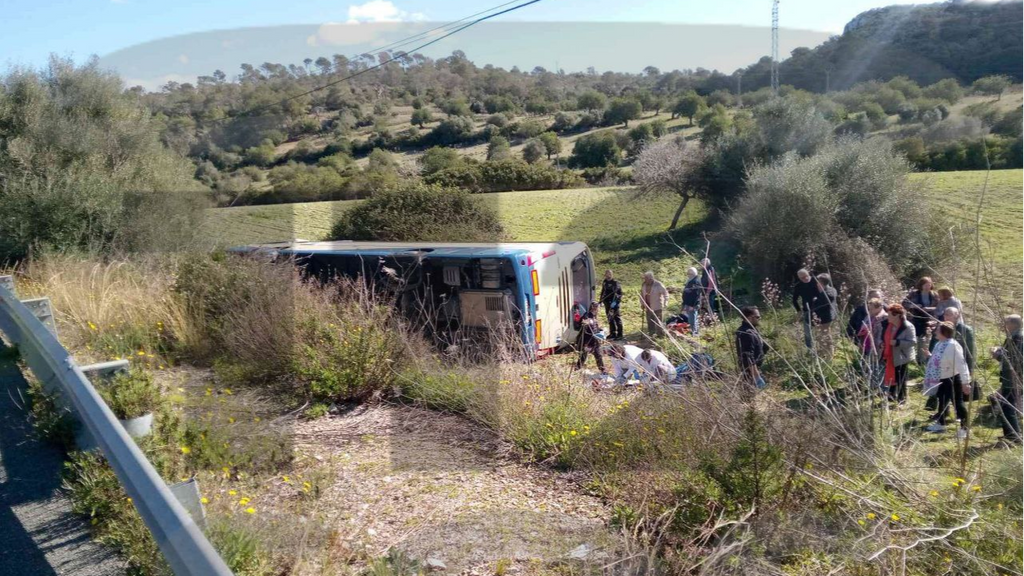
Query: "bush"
424 159 583 193
522 139 545 164
569 130 621 168
330 182 505 242
728 138 936 283
486 135 511 161
418 146 464 175
99 368 161 419
0 58 207 261
424 117 477 146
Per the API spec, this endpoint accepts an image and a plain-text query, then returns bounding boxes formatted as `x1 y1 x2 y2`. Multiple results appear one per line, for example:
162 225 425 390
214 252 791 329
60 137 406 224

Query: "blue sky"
3 0 920 71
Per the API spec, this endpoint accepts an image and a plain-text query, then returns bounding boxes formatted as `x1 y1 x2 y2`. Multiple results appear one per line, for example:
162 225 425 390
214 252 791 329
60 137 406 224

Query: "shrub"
728 138 936 283
424 159 583 193
330 182 505 242
569 130 621 168
418 146 464 176
522 139 545 164
99 368 161 419
424 117 476 146
486 135 511 161
0 58 207 261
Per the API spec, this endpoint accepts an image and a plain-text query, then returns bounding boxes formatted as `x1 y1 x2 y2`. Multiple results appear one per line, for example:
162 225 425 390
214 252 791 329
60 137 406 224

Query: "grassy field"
911 169 1023 320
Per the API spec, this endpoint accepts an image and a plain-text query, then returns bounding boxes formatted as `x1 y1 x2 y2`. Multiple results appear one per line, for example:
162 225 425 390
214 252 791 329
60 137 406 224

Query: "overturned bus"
234 240 596 358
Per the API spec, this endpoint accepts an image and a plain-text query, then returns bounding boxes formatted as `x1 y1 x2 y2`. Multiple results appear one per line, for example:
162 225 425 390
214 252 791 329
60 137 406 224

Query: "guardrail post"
21 297 58 337
75 360 131 451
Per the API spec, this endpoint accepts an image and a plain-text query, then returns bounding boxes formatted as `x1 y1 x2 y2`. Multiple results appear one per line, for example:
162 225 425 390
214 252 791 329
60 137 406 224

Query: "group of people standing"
845 276 1022 444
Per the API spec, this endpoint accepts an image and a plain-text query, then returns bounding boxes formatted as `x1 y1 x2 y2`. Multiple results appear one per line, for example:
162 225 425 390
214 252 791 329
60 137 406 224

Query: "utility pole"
771 0 780 95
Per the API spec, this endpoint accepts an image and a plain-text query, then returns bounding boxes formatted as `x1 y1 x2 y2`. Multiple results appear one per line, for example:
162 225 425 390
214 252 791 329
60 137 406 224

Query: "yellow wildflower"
891 514 900 522
224 388 233 395
228 417 235 424
137 351 145 356
857 519 865 526
245 507 255 514
282 475 291 483
200 497 209 504
971 485 981 492
866 513 876 520
126 497 132 503
228 490 237 496
88 321 98 331
570 430 578 436
180 446 191 454
930 490 939 497
238 497 250 505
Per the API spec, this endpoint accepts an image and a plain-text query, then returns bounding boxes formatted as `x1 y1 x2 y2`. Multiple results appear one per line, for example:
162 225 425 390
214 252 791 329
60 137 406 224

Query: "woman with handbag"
925 322 972 439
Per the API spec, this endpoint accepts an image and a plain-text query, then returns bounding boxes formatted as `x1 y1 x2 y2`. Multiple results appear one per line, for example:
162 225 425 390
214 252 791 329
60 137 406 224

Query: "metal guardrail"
0 277 233 576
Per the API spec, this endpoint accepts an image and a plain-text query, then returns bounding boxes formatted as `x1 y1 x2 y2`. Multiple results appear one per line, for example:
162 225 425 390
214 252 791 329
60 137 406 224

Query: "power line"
214 0 543 123
365 0 526 56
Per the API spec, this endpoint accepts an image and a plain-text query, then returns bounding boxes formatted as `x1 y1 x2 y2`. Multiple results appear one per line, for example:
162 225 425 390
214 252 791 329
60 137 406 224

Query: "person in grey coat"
880 303 916 404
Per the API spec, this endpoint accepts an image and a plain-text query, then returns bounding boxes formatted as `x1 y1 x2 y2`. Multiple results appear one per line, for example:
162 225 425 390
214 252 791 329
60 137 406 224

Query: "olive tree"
631 138 705 230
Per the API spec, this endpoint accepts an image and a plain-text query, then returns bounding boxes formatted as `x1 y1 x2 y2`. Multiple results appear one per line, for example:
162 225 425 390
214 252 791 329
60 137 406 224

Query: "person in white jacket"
606 343 644 386
637 348 676 385
925 322 972 438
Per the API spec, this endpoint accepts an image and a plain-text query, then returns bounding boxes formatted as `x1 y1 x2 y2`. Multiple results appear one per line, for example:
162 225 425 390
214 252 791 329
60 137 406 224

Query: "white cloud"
177 54 189 64
124 73 196 92
346 0 424 23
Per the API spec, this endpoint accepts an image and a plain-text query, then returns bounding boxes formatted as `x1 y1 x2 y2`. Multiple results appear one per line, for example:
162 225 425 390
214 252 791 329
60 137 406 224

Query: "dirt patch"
293 403 621 573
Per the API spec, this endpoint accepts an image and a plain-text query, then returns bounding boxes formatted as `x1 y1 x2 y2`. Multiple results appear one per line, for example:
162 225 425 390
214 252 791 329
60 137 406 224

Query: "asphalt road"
0 348 124 576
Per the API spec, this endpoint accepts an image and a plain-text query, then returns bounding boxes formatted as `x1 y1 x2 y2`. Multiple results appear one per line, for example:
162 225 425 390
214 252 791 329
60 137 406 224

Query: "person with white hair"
640 271 669 339
991 314 1023 445
682 266 704 336
792 268 824 349
637 348 676 386
924 321 972 439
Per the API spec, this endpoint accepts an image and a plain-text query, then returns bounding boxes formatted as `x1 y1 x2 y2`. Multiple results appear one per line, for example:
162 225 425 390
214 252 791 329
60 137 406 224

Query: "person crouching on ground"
925 321 972 439
574 302 606 373
605 343 643 387
880 304 916 405
682 266 704 336
736 306 766 392
637 348 675 386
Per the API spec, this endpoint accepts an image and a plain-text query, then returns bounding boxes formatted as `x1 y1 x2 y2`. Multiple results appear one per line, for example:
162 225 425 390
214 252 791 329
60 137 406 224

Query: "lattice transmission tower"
771 0 780 95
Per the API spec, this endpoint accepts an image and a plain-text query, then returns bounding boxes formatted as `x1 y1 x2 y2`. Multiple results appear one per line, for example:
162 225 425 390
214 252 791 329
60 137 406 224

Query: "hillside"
763 0 1024 92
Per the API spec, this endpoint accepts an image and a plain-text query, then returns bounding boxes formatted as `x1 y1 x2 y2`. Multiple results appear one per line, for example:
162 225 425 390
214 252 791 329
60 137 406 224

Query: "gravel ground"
291 403 623 574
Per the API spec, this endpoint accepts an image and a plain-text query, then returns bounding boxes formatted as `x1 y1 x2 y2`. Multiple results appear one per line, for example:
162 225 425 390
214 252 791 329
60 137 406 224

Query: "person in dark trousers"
924 322 972 439
927 307 976 404
880 303 916 404
792 268 823 349
991 314 1023 445
813 273 838 355
574 302 606 373
682 267 703 336
700 258 721 319
846 289 883 340
903 276 938 365
735 306 766 392
599 270 624 340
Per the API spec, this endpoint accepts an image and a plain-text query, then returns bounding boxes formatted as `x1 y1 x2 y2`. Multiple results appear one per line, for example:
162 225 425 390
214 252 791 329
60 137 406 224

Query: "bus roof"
234 240 588 260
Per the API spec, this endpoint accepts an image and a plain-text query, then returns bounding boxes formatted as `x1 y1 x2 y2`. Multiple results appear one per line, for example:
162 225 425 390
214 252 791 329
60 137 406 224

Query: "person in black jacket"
736 306 766 392
846 289 883 340
574 302 606 372
991 314 1023 445
792 269 823 349
599 270 624 340
813 274 838 355
682 267 704 336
